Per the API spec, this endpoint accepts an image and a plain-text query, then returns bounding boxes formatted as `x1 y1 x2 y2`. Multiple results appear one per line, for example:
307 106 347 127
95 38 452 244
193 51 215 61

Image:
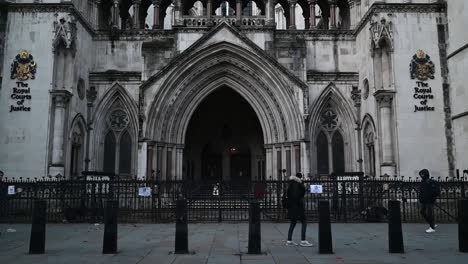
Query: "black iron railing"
0 174 467 223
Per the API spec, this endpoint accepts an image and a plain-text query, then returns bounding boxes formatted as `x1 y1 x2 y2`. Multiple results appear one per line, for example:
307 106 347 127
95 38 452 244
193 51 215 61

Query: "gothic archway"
90 83 139 176
143 40 305 180
66 114 87 179
309 83 358 176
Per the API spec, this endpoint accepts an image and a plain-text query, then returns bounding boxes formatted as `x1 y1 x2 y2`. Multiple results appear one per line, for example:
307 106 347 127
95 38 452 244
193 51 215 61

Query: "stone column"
176 146 183 180
327 139 334 174
374 91 396 176
94 0 101 28
133 0 141 29
49 90 73 176
156 145 163 180
207 0 212 21
351 86 363 172
112 0 120 28
236 0 242 25
266 0 275 26
288 0 297 30
265 146 273 180
300 142 309 177
329 0 336 29
152 0 161 29
348 0 355 28
173 0 183 26
147 142 154 179
308 0 316 29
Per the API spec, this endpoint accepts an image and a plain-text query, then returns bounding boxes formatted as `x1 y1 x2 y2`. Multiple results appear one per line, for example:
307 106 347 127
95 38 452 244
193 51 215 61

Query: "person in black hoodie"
419 169 440 233
286 173 313 247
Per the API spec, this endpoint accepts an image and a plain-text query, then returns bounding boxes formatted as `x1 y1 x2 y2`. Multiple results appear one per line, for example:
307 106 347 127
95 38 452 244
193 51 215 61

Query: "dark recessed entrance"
184 87 264 182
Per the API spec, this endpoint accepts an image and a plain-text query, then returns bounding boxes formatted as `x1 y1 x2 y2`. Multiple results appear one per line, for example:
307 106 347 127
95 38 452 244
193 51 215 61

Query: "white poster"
8 185 15 195
310 185 323 194
138 187 152 197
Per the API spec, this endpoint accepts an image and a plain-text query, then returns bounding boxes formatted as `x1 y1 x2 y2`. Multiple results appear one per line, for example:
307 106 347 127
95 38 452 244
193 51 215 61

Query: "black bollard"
459 199 468 252
175 199 189 254
102 200 118 254
318 200 333 254
29 200 47 254
388 200 404 253
248 202 261 254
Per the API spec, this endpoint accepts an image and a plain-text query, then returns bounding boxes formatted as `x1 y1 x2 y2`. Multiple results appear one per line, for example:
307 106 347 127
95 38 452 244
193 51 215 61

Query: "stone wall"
0 11 57 178
447 0 468 173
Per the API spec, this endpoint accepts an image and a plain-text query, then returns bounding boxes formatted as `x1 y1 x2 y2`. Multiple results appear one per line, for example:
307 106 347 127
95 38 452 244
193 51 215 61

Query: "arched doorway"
184 87 264 182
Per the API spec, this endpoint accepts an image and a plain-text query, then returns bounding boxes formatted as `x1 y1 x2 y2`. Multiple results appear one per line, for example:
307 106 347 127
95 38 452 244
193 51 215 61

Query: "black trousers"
288 219 307 241
420 203 435 228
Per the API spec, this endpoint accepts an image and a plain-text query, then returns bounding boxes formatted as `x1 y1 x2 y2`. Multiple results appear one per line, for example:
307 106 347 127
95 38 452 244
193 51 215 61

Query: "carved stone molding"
52 13 77 52
86 86 97 104
350 85 361 108
50 89 73 108
370 15 393 54
373 90 395 108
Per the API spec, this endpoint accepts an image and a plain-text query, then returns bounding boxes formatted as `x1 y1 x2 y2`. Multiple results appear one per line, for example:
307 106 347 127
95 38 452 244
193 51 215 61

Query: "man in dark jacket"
286 173 313 247
419 169 439 233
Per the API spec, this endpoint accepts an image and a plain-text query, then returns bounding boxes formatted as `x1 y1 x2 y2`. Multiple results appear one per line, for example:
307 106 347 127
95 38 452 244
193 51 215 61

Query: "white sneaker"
300 240 314 247
425 227 436 233
286 240 298 246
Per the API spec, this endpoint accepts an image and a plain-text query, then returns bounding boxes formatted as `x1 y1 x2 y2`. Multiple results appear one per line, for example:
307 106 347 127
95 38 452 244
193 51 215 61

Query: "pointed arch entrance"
185 87 264 182
143 41 306 180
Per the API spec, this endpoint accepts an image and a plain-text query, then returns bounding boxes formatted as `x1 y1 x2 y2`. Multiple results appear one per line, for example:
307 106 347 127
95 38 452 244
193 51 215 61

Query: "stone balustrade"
183 16 267 28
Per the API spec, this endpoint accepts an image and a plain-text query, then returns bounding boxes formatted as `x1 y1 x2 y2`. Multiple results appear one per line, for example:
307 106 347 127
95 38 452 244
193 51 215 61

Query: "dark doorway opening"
184 87 264 182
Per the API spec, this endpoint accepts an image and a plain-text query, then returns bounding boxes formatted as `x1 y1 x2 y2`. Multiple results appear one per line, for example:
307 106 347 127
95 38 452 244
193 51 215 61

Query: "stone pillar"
152 0 161 29
49 90 73 176
289 0 297 30
94 0 101 28
329 0 336 29
351 86 363 172
266 0 275 26
133 0 141 29
374 91 396 176
147 142 154 180
327 139 334 174
348 0 355 28
308 0 316 29
173 0 183 26
176 146 183 180
112 0 120 28
300 142 309 177
265 146 273 180
207 0 212 21
236 0 242 25
156 145 163 180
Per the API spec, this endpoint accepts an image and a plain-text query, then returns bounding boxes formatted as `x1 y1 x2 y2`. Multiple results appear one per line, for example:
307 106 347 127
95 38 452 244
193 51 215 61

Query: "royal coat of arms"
10 50 37 80
410 50 435 81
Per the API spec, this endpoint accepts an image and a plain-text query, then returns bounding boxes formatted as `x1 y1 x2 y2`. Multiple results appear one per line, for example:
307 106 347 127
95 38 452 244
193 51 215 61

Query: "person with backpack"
285 173 313 247
418 169 440 233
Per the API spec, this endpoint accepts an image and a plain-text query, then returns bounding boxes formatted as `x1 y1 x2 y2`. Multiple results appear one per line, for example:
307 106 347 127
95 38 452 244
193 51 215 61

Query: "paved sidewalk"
0 223 466 264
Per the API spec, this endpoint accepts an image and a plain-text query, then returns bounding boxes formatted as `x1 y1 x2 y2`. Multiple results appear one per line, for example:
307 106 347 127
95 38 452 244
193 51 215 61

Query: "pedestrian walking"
286 172 313 247
418 169 440 233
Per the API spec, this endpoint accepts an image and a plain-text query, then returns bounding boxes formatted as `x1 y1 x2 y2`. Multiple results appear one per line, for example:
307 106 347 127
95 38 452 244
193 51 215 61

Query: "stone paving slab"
0 223 467 264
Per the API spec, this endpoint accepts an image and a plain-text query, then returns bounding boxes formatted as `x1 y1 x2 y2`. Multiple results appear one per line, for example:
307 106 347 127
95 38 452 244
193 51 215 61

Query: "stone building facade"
0 0 465 180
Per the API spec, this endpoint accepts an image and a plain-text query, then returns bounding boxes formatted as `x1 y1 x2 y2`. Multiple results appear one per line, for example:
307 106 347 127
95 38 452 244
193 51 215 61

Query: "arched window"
316 131 329 175
103 132 116 173
364 122 376 177
119 131 132 174
103 109 133 175
69 128 84 178
332 131 345 174
315 106 346 175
